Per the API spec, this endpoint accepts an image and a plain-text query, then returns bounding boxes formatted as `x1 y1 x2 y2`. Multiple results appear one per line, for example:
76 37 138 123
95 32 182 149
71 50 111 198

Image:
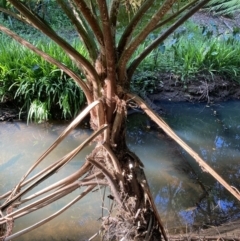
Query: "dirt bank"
169 219 240 240
0 102 21 122
146 10 240 105
1 74 240 121
149 73 240 104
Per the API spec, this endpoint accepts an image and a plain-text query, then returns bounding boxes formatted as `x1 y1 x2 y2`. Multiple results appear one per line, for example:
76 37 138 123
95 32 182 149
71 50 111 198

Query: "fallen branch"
0 177 107 225
1 100 102 204
14 162 92 206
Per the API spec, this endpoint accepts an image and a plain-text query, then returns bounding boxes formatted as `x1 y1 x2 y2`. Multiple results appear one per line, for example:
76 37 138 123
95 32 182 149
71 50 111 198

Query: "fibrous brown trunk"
88 99 166 241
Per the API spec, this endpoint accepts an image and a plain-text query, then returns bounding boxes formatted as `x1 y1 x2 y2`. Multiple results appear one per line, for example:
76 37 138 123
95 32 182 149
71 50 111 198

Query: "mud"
149 73 240 104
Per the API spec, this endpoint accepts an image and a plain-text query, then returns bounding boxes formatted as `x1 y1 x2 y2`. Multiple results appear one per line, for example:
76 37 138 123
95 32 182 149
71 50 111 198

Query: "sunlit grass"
1 21 240 122
132 21 240 92
0 36 86 122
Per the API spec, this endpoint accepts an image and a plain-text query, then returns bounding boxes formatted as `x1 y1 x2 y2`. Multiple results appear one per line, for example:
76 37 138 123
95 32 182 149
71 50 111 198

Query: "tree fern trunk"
89 99 166 241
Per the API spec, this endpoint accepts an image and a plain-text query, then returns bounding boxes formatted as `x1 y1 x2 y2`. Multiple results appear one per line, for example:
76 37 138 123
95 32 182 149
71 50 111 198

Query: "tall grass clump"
131 23 240 93
0 35 87 122
134 22 240 84
167 24 240 81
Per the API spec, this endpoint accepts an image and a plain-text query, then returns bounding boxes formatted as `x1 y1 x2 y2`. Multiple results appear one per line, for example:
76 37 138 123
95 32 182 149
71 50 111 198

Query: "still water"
0 101 240 240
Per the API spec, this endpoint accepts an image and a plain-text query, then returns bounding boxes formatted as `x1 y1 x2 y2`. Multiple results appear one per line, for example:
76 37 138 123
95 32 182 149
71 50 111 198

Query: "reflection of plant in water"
195 189 231 226
174 152 239 227
32 130 46 147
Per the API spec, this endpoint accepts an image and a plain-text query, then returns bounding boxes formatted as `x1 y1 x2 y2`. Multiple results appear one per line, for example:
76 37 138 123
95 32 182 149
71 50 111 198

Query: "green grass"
0 36 86 122
1 18 240 122
170 24 240 81
131 21 240 93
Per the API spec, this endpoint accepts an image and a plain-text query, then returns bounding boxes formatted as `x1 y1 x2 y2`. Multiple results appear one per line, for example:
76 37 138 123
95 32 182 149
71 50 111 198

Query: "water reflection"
0 101 240 239
0 122 101 241
153 101 240 231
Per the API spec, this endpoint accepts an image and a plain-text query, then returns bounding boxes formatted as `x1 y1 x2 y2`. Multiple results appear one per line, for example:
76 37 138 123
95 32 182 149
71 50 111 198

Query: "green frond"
207 0 240 15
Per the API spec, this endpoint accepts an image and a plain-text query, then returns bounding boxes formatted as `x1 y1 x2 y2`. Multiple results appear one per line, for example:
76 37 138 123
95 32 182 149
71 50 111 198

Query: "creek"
0 101 240 240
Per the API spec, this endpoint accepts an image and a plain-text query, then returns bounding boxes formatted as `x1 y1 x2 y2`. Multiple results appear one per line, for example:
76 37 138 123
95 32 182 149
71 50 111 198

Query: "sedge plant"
0 36 86 121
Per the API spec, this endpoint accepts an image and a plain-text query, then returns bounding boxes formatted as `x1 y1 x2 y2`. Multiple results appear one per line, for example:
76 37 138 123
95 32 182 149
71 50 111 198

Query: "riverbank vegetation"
0 1 240 122
0 36 86 121
206 0 240 16
0 1 240 241
1 10 240 121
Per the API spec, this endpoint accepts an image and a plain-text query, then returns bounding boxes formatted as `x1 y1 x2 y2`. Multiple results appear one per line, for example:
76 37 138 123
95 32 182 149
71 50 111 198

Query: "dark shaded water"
0 101 240 240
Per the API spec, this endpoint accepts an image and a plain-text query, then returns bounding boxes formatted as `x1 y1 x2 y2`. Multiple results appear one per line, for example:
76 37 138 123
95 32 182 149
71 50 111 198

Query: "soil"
149 73 240 104
147 11 240 105
1 73 240 121
169 219 240 240
0 101 21 122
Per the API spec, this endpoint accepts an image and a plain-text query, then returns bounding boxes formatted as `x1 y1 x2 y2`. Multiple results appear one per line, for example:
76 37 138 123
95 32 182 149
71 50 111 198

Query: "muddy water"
0 101 240 240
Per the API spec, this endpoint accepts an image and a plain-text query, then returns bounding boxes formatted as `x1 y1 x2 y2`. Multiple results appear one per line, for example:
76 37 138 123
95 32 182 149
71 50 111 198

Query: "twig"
231 186 240 195
102 186 106 218
88 232 99 241
222 19 233 32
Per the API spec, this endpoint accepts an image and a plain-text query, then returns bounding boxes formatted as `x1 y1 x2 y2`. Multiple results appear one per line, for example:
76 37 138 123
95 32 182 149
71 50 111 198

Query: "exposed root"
198 81 211 103
101 199 162 241
0 207 13 241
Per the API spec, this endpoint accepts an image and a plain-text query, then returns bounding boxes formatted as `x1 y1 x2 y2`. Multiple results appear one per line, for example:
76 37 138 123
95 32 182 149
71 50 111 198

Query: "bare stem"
3 100 101 202
4 185 96 241
1 125 108 211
